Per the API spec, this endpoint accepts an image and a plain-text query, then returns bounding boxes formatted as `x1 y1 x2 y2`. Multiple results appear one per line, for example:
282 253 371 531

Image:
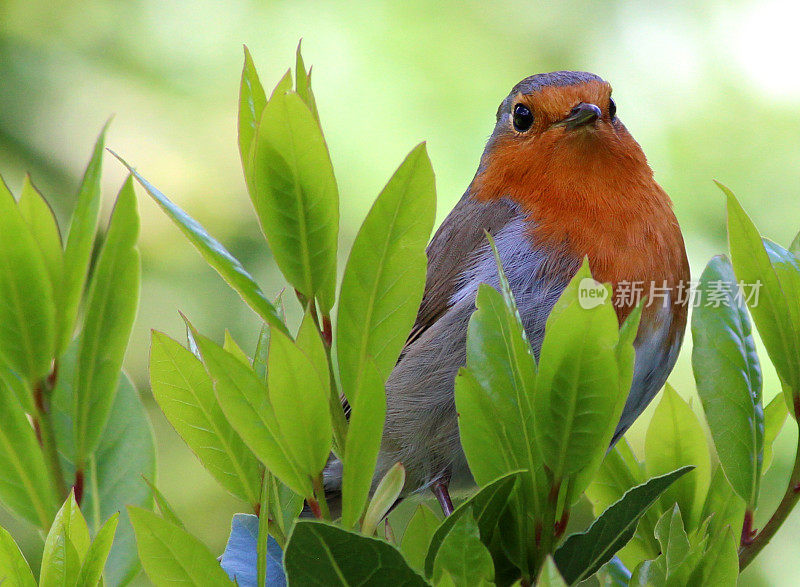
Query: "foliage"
2 43 800 587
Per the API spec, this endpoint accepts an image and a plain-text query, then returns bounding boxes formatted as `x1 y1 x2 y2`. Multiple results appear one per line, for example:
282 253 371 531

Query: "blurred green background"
1 0 799 583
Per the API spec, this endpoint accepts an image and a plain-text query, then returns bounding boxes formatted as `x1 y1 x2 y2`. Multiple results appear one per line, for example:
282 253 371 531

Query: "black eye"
609 97 617 119
512 104 534 132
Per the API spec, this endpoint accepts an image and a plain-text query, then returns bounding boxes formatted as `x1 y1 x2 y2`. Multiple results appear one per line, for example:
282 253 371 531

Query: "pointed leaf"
295 42 319 121
645 385 711 530
238 46 268 175
0 177 56 381
341 359 386 529
700 466 745 541
763 392 789 472
285 520 427 586
268 329 331 478
194 332 310 497
143 478 185 529
689 527 738 586
129 507 233 585
251 91 338 312
150 331 261 504
0 526 36 587
115 155 288 336
554 466 692 584
76 513 119 587
692 254 764 506
790 228 800 255
400 505 441 571
40 492 91 587
74 177 140 464
336 143 436 401
59 124 107 355
537 556 568 587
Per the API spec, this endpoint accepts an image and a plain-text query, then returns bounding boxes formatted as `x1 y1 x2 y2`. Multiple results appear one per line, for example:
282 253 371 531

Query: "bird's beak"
556 102 602 130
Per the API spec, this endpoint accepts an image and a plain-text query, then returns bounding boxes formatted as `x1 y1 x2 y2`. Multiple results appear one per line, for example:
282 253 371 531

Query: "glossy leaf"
0 374 59 528
763 392 789 472
115 154 288 336
295 42 319 121
193 332 310 497
18 176 63 316
74 177 140 464
268 328 331 479
76 513 119 587
645 385 711 530
400 505 441 571
424 471 520 578
238 45 267 175
0 175 56 381
224 330 251 365
336 143 436 400
554 466 692 584
267 473 304 544
40 492 91 587
692 254 764 506
362 463 405 536
251 91 338 312
341 359 386 529
0 366 35 418
0 526 36 587
688 527 738 586
51 347 156 585
150 331 261 504
535 261 622 484
723 183 800 405
285 520 427 586
129 507 234 586
59 124 107 355
433 513 494 586
220 513 286 587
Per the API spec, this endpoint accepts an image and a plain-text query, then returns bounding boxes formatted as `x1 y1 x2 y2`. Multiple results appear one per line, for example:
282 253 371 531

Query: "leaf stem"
257 469 270 587
311 474 331 520
738 420 800 570
33 378 68 500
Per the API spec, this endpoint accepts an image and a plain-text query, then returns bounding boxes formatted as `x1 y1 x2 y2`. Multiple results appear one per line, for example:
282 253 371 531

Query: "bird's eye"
512 104 534 132
609 97 617 119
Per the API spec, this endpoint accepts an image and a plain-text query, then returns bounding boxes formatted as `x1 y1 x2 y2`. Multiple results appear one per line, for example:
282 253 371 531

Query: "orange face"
472 74 689 326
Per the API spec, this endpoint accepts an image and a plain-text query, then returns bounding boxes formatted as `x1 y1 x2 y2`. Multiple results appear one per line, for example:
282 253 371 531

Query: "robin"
329 71 689 515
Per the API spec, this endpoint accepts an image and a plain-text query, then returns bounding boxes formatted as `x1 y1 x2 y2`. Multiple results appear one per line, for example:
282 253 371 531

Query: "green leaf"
285 520 427 586
341 359 386 529
0 372 59 528
537 556 567 587
0 525 36 587
115 154 289 336
723 183 800 406
251 91 339 312
252 322 271 381
0 176 56 381
129 507 234 586
535 261 622 487
763 392 789 472
688 527 738 586
336 143 436 400
59 124 107 356
700 466 745 542
238 45 267 176
18 175 64 317
76 512 119 586
267 473 303 543
0 366 35 417
645 385 711 530
424 471 520 578
400 505 441 571
268 328 331 479
433 512 494 586
295 41 319 121
692 255 764 507
150 331 261 505
51 345 156 585
361 462 405 536
144 478 185 529
223 330 250 365
791 228 800 255
193 331 311 497
554 466 692 584
74 176 140 464
40 492 91 587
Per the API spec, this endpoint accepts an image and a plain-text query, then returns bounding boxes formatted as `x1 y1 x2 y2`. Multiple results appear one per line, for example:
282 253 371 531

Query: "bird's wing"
406 193 520 347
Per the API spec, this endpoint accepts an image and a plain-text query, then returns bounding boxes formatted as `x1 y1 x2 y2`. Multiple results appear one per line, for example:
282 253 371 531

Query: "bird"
327 71 689 516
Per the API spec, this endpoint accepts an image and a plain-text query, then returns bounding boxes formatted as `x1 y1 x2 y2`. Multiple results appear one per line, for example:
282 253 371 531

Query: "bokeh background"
1 0 799 583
